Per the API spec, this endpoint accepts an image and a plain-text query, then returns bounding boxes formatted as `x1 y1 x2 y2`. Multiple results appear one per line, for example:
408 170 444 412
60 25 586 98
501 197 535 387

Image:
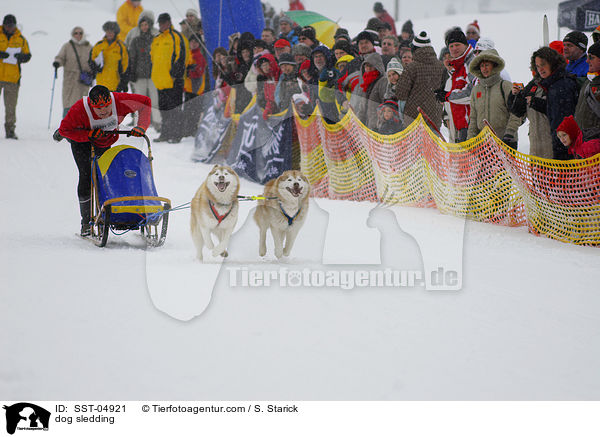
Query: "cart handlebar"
114 130 151 149
112 130 153 163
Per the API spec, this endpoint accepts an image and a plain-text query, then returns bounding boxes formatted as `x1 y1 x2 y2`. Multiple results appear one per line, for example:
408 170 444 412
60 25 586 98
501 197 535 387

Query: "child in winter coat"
376 100 403 135
556 115 600 159
256 54 281 120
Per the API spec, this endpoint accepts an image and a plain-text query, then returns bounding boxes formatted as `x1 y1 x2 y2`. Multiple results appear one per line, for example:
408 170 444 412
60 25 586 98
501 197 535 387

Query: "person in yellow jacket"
89 21 129 92
117 0 143 41
0 14 31 139
150 13 188 143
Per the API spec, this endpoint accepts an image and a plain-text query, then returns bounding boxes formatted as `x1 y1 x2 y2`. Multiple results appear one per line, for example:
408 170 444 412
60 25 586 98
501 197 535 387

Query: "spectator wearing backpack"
466 49 522 145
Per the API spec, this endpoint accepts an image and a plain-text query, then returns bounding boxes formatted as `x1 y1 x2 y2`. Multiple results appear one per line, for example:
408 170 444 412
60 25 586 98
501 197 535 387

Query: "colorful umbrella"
285 10 339 48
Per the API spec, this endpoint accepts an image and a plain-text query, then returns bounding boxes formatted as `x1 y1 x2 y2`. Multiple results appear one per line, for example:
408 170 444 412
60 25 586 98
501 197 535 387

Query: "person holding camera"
0 14 31 139
53 27 93 117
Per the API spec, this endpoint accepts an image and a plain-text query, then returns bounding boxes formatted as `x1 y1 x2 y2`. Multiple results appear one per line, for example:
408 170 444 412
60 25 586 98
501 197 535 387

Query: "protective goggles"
89 95 112 108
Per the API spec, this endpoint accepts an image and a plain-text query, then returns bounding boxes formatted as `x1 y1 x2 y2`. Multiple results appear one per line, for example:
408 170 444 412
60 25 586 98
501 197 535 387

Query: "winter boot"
79 196 91 236
80 223 91 237
5 125 18 140
53 129 64 142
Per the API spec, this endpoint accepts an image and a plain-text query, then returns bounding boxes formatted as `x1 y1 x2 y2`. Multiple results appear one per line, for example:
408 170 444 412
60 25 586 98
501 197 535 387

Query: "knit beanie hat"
556 115 581 142
279 16 293 25
401 20 413 36
3 14 16 26
466 20 480 36
186 9 199 18
549 40 564 55
332 40 353 55
292 43 312 58
379 99 399 113
564 31 588 51
446 29 468 46
299 59 311 76
299 27 317 40
334 28 350 40
412 31 431 48
589 42 600 58
386 57 403 75
274 38 291 48
367 18 385 32
278 53 296 65
355 30 376 45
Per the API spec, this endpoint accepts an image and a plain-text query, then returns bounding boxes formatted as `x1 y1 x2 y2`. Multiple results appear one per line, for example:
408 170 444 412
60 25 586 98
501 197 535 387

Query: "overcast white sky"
265 0 563 21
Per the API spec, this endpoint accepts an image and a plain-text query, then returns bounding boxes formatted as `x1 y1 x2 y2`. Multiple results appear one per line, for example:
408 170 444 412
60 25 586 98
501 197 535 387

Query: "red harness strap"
209 200 232 225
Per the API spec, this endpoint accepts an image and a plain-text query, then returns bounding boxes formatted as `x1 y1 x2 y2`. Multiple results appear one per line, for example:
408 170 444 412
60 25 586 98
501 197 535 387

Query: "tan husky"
253 170 310 259
190 165 240 261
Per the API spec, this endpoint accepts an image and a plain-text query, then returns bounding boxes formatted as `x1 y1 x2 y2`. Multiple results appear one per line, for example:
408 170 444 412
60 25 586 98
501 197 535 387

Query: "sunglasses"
299 37 308 40
73 31 83 35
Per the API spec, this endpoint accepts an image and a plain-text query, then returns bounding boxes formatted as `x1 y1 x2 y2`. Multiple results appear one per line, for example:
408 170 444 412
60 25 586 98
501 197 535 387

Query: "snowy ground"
1 0 600 401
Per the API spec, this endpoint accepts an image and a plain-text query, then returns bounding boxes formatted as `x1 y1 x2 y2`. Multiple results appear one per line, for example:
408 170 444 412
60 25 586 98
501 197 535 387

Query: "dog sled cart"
89 131 171 247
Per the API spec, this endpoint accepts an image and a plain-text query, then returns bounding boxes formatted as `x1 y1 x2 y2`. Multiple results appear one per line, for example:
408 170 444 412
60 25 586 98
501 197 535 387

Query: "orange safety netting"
294 107 600 246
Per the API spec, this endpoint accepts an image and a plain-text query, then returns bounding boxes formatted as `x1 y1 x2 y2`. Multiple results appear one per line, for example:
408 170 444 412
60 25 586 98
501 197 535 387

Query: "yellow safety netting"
294 107 600 246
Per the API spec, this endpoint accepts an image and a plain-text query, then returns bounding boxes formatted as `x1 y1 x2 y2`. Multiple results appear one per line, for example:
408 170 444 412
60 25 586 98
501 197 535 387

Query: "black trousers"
158 80 184 140
70 140 107 224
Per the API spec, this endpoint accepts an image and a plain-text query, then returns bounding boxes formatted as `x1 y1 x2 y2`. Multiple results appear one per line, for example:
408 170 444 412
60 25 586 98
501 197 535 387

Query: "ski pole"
48 66 58 130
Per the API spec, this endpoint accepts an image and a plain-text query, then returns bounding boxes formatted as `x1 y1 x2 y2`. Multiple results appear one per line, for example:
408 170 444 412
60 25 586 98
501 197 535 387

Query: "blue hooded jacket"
565 54 589 78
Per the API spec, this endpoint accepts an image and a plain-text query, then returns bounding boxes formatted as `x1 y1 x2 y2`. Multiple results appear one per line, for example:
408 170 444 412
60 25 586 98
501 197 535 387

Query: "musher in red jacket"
55 85 151 236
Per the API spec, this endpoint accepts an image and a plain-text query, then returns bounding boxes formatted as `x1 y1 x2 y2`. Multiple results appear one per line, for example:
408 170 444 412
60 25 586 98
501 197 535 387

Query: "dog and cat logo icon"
3 403 50 434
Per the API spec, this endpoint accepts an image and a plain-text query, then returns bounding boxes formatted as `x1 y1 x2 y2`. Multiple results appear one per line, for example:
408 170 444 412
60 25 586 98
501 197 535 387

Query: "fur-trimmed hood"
469 49 505 79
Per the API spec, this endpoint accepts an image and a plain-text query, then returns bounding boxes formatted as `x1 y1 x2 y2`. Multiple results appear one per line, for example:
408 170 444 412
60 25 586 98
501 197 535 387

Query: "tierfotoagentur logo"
3 403 50 435
227 267 459 290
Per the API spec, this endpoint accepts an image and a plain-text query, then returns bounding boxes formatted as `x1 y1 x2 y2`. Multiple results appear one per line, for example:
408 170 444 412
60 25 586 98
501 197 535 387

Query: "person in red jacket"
183 35 208 136
373 2 397 36
55 85 151 235
288 0 305 11
556 115 600 159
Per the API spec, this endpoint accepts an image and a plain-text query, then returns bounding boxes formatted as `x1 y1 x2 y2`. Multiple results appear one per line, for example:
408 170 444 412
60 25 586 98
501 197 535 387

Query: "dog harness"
209 200 232 225
279 202 302 226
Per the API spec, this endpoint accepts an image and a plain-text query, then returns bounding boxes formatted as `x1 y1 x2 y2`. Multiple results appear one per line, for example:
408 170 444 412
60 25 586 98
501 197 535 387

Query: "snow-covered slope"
1 0 599 401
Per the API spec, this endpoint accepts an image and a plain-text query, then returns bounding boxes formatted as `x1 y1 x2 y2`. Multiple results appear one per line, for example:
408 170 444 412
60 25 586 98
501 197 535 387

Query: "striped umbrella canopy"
285 10 339 48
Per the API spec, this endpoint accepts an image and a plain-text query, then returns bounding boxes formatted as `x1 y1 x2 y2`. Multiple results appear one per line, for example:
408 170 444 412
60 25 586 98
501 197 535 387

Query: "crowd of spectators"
5 0 599 160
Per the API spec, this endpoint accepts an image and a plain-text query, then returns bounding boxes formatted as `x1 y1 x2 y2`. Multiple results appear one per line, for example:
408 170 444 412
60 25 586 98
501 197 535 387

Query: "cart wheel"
142 204 170 248
94 205 111 247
